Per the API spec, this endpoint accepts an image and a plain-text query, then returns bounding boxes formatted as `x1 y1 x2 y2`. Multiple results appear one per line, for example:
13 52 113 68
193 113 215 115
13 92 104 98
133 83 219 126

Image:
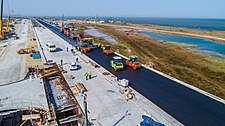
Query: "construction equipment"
60 27 70 36
0 0 4 39
60 27 64 33
70 33 76 40
73 82 87 93
67 23 74 28
126 55 141 70
17 47 37 54
82 38 93 42
82 37 94 46
110 56 124 71
103 45 113 55
64 28 70 36
119 79 129 87
76 33 83 42
124 89 134 100
79 42 90 53
5 16 10 32
119 87 135 101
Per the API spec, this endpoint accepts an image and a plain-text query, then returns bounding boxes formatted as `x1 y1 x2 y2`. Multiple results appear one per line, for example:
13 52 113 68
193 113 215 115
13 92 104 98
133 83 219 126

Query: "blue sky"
4 0 225 19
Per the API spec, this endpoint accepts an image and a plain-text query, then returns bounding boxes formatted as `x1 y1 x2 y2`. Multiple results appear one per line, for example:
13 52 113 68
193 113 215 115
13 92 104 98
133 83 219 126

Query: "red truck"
63 28 70 37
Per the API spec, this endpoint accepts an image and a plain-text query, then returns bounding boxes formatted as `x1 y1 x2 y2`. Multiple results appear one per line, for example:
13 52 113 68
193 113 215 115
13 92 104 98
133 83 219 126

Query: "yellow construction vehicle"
0 1 11 39
17 47 36 54
0 0 4 39
5 16 10 32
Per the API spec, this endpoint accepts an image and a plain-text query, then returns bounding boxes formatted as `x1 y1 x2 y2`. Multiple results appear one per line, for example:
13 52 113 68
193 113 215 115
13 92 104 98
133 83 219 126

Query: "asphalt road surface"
37 19 225 126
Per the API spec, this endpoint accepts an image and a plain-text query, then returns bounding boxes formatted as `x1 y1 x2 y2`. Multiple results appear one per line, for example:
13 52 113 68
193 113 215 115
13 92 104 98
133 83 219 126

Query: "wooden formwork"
42 62 85 126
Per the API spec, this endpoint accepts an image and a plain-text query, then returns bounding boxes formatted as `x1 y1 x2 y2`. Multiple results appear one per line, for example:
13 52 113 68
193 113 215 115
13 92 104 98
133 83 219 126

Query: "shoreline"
97 22 225 44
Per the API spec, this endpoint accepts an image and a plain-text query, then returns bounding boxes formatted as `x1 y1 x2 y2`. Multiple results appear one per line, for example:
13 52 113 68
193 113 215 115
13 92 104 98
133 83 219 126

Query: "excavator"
102 45 113 55
126 55 141 70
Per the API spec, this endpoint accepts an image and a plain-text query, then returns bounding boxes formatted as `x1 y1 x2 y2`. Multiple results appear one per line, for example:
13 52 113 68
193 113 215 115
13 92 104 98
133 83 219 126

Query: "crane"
5 16 10 32
0 0 4 39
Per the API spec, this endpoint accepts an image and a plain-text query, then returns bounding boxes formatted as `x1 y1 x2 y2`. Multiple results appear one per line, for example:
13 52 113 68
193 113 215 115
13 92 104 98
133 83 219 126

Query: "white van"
46 43 56 52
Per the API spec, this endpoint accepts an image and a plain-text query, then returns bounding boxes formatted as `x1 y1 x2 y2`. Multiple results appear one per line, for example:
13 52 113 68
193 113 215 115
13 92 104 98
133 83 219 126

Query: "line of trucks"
59 24 141 71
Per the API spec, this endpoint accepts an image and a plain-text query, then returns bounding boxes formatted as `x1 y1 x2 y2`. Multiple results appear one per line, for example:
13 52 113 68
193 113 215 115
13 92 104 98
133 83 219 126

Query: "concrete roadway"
33 24 182 125
0 19 28 84
38 19 225 126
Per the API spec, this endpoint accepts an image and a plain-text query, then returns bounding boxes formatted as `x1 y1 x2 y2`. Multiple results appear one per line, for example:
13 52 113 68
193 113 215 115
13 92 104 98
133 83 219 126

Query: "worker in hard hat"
87 71 92 80
85 71 88 80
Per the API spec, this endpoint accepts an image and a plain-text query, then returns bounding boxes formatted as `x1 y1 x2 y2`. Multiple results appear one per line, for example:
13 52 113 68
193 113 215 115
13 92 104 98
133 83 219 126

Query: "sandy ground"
0 19 48 112
85 26 117 43
0 19 28 85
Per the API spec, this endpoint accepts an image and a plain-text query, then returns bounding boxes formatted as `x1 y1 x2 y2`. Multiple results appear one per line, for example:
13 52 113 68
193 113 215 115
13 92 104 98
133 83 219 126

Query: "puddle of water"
85 26 117 43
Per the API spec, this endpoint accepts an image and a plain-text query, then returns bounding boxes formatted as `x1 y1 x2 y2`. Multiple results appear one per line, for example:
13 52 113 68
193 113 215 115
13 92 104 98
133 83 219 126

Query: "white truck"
46 43 56 52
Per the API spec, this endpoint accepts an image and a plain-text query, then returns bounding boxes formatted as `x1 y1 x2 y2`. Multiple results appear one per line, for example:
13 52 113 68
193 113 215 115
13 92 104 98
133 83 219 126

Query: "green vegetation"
71 23 88 35
93 25 225 99
93 37 131 55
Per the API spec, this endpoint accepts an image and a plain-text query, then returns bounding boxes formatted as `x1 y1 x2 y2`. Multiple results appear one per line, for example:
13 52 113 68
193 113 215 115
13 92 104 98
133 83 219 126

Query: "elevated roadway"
37 19 225 126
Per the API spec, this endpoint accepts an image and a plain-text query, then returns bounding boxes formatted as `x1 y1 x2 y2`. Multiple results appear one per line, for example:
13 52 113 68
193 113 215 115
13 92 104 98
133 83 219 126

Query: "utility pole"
0 0 4 39
82 93 88 126
62 14 64 27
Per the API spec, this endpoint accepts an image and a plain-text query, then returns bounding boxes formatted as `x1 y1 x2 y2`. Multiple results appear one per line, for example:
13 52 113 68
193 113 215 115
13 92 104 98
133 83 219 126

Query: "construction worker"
85 72 88 80
87 71 92 80
73 48 76 56
60 59 63 67
71 48 74 54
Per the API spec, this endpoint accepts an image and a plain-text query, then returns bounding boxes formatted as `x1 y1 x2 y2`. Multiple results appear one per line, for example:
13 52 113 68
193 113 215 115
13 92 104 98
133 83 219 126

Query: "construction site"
1 0 225 126
0 16 179 125
0 2 176 125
